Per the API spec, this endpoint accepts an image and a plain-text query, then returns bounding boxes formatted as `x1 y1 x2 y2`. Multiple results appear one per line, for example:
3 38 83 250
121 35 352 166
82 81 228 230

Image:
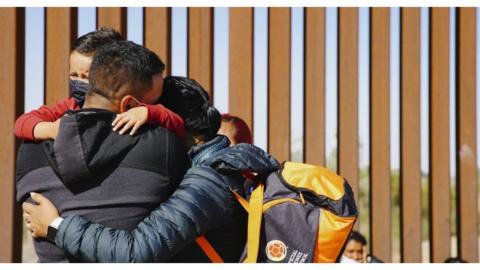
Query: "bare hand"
112 106 148 136
22 192 60 238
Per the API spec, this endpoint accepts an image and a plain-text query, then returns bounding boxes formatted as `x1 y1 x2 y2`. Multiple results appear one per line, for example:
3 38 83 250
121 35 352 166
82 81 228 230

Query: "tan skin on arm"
33 118 61 140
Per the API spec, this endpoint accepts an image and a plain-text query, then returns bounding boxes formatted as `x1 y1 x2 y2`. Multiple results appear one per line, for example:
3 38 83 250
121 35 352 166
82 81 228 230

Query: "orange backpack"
196 162 358 263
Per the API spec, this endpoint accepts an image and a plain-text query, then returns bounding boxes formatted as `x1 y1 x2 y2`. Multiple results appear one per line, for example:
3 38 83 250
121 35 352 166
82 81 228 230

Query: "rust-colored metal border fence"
0 7 477 263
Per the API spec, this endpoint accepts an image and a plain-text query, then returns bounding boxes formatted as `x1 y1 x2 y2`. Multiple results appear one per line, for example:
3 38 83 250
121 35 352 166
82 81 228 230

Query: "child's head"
160 76 221 146
342 231 367 263
70 27 124 83
218 114 253 145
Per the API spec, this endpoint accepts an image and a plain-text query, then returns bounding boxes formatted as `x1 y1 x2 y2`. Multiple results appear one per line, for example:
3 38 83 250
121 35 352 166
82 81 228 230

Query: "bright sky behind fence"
24 7 480 177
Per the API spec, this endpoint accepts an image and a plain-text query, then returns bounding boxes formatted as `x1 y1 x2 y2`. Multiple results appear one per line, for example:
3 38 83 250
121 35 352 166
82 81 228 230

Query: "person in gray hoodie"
23 76 280 262
16 41 187 262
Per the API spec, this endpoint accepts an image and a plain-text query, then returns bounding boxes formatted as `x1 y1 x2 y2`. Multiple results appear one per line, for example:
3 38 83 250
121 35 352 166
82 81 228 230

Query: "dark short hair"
160 76 221 141
72 27 124 56
88 40 165 100
348 231 367 246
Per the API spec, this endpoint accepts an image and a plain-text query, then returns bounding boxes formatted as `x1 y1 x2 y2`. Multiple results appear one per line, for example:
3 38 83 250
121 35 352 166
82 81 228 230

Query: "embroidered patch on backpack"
265 240 287 262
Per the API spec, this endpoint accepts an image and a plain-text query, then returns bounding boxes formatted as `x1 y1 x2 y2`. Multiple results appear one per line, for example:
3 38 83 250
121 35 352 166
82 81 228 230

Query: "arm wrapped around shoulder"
55 166 234 262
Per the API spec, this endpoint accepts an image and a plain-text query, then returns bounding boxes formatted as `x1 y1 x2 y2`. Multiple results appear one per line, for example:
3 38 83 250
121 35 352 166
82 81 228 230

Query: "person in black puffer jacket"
23 76 280 263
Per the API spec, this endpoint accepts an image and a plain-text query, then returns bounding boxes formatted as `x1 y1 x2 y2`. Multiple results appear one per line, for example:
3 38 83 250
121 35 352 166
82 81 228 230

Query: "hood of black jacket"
42 109 140 190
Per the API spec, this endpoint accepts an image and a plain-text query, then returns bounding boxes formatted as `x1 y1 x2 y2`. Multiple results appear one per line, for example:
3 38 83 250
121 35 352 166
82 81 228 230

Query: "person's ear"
119 95 141 113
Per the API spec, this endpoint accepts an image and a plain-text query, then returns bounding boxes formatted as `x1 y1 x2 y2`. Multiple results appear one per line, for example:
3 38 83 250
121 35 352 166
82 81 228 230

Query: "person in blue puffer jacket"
22 76 280 263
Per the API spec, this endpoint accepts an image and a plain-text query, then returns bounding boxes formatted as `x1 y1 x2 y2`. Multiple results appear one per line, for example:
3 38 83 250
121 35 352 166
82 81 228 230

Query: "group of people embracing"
16 27 279 263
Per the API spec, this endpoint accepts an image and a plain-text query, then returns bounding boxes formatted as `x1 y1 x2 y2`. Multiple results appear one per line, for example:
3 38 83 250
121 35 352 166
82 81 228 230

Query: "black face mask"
69 79 90 107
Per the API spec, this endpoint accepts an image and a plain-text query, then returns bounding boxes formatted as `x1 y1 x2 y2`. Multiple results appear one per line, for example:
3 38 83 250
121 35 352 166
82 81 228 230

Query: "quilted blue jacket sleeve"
54 167 237 262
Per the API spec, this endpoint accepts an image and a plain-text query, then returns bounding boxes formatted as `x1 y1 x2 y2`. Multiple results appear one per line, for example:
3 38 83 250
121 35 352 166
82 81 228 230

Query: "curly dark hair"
72 27 124 56
160 76 221 141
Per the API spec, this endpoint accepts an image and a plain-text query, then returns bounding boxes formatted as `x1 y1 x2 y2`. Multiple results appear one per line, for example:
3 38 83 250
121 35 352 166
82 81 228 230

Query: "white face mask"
340 255 360 263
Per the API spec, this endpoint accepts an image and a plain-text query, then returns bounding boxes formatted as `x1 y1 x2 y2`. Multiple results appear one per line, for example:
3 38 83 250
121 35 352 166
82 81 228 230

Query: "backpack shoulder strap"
189 166 243 263
229 187 250 212
192 166 265 263
195 236 224 263
188 166 225 263
243 183 264 263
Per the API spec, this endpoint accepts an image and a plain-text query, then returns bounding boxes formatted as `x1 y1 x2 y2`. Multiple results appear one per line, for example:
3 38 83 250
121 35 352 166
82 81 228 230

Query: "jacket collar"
188 135 230 167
